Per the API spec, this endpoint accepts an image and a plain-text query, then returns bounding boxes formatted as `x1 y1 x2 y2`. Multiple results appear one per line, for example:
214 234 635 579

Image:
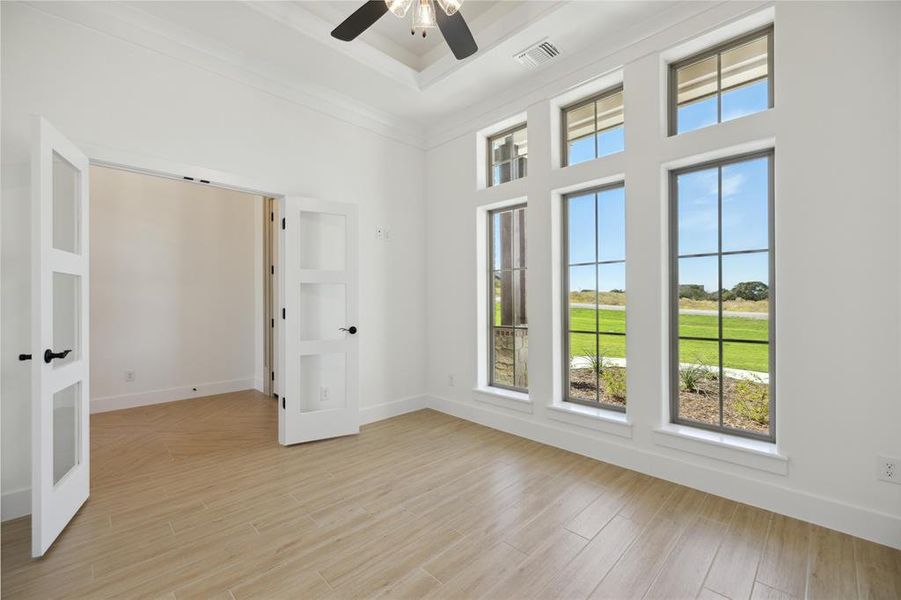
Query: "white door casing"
30 116 91 557
278 196 359 445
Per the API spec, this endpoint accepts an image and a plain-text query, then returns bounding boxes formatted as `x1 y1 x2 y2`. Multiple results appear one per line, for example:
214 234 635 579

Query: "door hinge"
270 265 274 275
282 397 286 409
281 217 285 230
282 308 285 319
270 318 274 328
270 212 274 222
271 371 274 381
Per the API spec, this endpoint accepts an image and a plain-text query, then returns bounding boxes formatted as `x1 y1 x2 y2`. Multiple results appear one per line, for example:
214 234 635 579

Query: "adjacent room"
2 1 900 598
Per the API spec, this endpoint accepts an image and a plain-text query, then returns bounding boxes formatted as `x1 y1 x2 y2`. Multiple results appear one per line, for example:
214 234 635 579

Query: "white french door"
30 117 91 557
278 197 359 445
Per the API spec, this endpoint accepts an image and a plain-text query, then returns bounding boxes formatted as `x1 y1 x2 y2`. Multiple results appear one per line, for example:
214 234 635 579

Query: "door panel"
279 197 359 445
31 117 91 557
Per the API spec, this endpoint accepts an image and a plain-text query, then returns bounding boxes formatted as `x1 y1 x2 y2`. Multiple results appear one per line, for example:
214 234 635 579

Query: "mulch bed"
569 367 626 408
678 376 768 434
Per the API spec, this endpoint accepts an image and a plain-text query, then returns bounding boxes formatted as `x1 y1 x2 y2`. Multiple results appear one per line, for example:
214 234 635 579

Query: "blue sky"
500 81 770 298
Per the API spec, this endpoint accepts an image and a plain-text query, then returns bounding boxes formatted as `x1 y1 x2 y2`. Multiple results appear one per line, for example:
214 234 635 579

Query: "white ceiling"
300 1 524 70
74 1 714 146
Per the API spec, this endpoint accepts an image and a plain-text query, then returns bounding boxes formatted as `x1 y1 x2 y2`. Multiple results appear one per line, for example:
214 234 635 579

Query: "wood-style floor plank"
1 390 896 599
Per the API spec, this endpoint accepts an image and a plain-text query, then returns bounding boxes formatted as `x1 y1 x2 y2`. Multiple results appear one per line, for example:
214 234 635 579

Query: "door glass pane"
598 335 626 407
53 382 80 484
721 252 769 341
598 263 625 334
677 167 719 255
677 256 719 339
299 211 345 271
722 157 768 252
568 332 597 403
492 328 515 387
300 283 346 341
722 342 769 435
299 353 346 412
53 272 81 368
53 151 80 254
677 339 720 426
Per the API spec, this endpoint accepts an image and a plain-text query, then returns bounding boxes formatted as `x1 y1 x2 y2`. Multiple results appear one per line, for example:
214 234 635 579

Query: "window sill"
473 387 533 414
653 423 788 475
546 402 632 438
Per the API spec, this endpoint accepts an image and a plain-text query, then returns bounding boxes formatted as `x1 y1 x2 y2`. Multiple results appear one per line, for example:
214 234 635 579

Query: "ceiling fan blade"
331 0 389 42
435 9 478 60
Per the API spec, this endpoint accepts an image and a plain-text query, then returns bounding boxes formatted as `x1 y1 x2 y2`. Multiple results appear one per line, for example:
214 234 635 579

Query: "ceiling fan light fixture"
385 0 413 18
436 0 462 16
412 0 438 29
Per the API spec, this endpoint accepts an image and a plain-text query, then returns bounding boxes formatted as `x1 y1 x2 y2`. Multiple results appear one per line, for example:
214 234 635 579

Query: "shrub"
601 368 627 401
588 354 605 375
680 360 715 393
734 377 769 424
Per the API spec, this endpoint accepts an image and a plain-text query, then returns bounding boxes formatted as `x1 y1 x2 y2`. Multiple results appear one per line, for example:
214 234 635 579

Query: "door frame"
85 145 293 403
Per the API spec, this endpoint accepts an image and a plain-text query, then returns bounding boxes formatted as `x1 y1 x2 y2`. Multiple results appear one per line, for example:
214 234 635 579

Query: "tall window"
563 184 626 410
563 87 624 166
488 125 527 187
489 204 528 391
670 27 773 135
671 150 774 441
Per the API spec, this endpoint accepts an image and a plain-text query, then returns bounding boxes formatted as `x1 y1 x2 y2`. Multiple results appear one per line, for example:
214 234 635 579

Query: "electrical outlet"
124 370 135 383
320 386 329 401
448 374 455 387
877 455 899 484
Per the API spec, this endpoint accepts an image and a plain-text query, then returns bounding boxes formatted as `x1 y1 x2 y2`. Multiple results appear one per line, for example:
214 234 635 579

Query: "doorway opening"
89 165 279 413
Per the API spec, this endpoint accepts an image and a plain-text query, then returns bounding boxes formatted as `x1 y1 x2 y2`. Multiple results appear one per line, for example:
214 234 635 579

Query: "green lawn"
566 307 769 373
494 304 770 372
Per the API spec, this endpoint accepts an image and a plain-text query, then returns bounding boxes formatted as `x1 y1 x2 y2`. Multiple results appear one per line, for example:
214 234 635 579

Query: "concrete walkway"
570 303 768 319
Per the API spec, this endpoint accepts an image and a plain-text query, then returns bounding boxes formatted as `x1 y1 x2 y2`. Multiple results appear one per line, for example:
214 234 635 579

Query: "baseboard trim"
90 378 257 413
425 394 901 550
360 395 429 425
1 488 31 522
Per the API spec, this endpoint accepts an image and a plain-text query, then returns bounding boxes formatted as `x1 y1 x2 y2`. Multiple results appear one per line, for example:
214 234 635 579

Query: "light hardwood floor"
2 390 899 599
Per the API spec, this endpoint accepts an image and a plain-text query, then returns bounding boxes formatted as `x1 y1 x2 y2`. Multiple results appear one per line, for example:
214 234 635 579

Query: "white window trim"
653 423 787 475
475 196 530 397
473 387 532 414
547 402 632 438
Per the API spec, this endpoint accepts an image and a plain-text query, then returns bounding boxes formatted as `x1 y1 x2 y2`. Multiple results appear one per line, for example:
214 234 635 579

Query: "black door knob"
340 326 358 335
44 349 72 364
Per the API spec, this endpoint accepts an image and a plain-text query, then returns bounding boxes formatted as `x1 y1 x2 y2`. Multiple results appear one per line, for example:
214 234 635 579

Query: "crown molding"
22 1 427 149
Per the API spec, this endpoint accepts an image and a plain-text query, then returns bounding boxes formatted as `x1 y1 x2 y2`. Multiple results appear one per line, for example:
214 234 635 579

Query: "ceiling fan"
331 0 478 60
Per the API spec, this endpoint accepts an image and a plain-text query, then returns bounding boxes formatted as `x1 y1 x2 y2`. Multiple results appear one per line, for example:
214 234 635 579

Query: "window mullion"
717 165 724 428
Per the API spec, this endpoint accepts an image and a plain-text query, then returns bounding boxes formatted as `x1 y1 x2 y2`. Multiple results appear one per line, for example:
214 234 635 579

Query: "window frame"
561 85 625 167
668 25 774 136
668 149 776 442
561 181 627 413
487 203 529 392
487 124 528 187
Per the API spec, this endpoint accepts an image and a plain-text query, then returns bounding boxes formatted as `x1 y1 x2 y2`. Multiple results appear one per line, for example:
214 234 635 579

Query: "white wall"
1 2 428 514
89 166 259 411
425 2 901 548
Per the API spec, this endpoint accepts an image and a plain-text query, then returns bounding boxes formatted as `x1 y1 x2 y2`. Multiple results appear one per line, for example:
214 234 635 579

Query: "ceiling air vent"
514 39 560 69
